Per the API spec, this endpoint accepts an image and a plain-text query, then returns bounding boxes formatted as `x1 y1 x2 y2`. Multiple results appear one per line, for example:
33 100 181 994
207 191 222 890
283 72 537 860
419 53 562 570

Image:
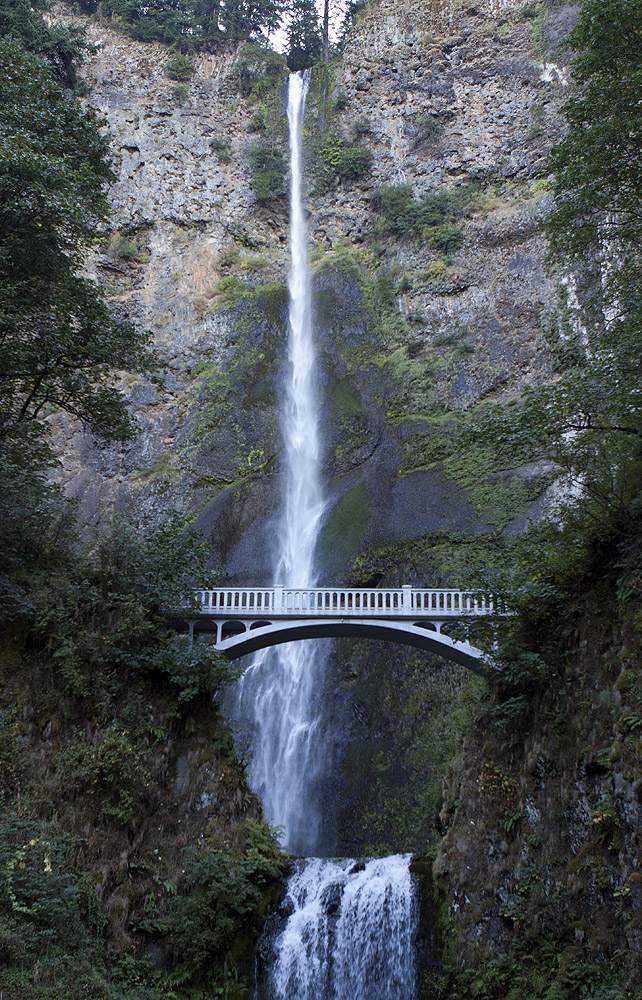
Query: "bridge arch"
213 618 490 677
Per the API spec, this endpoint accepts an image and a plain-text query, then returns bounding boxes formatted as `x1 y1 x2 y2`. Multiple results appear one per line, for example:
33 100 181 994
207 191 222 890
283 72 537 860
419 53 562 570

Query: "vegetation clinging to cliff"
467 0 642 556
425 4 642 995
0 12 288 996
0 36 158 454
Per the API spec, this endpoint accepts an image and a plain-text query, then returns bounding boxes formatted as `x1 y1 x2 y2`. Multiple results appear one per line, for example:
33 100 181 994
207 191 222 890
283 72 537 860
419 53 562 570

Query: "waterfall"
229 72 420 998
258 856 418 1000
230 70 328 856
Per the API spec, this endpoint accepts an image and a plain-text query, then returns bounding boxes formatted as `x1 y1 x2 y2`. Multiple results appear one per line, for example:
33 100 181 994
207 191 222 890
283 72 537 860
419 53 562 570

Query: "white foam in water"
270 855 418 1000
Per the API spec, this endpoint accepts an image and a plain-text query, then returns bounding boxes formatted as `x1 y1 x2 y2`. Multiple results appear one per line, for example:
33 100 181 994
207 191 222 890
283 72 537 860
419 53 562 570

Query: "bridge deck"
193 586 494 620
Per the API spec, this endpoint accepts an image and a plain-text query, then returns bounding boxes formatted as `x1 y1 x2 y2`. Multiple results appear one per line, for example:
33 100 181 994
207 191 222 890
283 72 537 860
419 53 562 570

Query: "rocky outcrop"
432 588 642 991
50 0 574 584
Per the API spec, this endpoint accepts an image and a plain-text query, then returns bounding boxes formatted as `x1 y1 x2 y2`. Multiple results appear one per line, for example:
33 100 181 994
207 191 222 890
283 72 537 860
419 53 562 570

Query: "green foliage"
248 143 286 201
165 819 286 988
0 711 19 801
0 437 75 616
0 41 158 465
334 90 349 110
423 948 631 1000
470 0 642 547
322 139 373 180
97 0 282 51
171 81 189 104
0 0 86 88
0 497 285 994
165 50 195 80
209 135 232 162
26 516 234 703
413 113 443 148
373 182 469 245
233 41 287 98
286 0 322 71
62 725 151 825
113 229 150 263
429 222 463 254
247 105 268 132
0 821 89 953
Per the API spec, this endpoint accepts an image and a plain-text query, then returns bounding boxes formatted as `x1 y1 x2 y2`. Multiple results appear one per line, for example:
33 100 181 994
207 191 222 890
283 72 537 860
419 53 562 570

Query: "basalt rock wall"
51 0 576 585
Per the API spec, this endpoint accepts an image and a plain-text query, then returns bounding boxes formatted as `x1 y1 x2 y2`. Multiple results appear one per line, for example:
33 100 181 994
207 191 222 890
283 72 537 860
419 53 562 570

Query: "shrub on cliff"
165 50 195 80
323 140 373 180
248 143 286 201
372 182 468 243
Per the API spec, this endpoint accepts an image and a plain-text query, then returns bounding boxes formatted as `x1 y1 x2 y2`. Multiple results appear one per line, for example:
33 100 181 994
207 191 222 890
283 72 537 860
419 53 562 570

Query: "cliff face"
51 0 574 583
47 0 584 902
429 574 642 996
50 3 642 990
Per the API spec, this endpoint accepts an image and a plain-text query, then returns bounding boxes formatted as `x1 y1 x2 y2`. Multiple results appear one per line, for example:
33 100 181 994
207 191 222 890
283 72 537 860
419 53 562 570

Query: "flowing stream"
230 72 419 998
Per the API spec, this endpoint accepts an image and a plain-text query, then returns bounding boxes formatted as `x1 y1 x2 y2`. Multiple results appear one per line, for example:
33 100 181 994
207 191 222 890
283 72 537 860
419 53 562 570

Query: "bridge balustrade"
192 587 494 618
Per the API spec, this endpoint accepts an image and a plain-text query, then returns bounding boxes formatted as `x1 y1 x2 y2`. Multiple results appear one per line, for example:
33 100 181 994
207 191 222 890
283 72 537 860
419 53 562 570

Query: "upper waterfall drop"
228 70 330 856
228 72 421 1000
278 69 325 596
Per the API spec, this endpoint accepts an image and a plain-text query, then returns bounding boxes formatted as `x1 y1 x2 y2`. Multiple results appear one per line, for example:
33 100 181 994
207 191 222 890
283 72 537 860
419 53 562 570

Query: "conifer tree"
286 0 322 70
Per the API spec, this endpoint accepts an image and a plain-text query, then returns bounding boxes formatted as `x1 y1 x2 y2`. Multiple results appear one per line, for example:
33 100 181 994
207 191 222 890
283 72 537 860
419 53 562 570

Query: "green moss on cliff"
424 531 642 999
319 480 371 572
188 284 287 494
442 444 547 530
334 644 483 856
0 520 288 999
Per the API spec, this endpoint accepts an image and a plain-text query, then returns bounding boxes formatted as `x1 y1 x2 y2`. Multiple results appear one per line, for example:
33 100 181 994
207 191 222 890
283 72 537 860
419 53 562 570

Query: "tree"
0 0 86 88
469 0 642 530
0 41 157 451
286 0 322 70
324 0 368 59
217 0 281 40
99 0 282 50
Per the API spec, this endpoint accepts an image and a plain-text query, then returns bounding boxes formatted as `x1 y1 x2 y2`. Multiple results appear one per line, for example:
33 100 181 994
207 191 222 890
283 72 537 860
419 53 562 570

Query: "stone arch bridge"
189 586 502 675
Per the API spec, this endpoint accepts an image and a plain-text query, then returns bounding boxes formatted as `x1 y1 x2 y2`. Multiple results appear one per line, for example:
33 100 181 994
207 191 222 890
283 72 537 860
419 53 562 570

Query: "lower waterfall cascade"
228 71 420 998
257 856 419 1000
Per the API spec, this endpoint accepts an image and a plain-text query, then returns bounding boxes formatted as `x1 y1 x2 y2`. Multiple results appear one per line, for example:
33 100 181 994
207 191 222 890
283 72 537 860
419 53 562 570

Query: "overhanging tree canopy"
469 0 642 526
0 40 158 448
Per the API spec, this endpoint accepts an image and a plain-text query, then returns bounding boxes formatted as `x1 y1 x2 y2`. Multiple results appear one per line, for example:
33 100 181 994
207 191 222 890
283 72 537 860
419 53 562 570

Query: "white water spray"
231 71 327 856
264 855 418 1000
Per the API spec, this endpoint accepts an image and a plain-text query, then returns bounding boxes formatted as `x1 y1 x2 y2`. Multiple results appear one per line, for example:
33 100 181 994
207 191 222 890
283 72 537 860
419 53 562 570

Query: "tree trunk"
323 0 329 64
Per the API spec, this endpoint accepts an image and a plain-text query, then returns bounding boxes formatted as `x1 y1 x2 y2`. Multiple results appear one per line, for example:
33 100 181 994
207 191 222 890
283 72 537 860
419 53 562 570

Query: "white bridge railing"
192 586 495 618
